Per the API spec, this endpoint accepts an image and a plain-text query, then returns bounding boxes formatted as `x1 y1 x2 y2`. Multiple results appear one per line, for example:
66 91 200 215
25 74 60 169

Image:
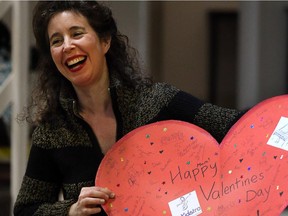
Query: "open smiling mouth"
66 56 87 70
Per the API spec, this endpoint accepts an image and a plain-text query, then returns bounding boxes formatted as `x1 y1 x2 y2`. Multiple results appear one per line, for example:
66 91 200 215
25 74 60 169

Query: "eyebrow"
49 26 86 42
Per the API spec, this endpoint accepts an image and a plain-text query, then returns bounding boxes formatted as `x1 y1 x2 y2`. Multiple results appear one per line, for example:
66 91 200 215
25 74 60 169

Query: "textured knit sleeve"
193 102 245 142
13 126 75 216
157 91 245 142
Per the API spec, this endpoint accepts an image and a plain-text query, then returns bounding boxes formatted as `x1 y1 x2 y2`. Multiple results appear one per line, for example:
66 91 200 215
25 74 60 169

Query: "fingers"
69 201 102 216
96 187 115 199
79 187 115 202
69 187 115 216
77 203 102 215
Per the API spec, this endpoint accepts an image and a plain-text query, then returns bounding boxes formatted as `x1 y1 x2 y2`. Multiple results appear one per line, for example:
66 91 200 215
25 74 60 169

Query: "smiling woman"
13 1 245 216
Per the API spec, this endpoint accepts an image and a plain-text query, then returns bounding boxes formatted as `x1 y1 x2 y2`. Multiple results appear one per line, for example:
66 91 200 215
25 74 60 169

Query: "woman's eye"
50 38 63 46
73 32 84 38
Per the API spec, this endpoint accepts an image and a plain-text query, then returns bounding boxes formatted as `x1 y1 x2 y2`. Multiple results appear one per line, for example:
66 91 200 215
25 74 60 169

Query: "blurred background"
1 1 288 215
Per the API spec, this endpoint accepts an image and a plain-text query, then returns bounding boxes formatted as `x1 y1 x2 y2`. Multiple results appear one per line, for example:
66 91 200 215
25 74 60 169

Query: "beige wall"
160 1 239 100
237 1 288 108
109 1 288 108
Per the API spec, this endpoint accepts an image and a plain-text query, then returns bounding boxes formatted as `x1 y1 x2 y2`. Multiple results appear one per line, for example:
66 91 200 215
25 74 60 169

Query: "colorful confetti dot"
280 155 284 159
248 166 251 171
262 152 266 156
163 127 168 132
250 124 255 128
234 144 237 148
228 170 232 174
277 185 280 190
146 134 150 138
163 210 167 214
186 161 191 165
266 134 270 138
109 203 113 208
124 208 128 212
207 206 212 211
120 157 124 162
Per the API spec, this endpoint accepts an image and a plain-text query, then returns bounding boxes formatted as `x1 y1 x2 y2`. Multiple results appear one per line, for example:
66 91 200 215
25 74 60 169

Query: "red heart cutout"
96 95 288 216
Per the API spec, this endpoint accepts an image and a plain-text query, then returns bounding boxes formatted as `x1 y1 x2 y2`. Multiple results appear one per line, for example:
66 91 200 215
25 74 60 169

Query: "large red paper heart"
96 95 288 216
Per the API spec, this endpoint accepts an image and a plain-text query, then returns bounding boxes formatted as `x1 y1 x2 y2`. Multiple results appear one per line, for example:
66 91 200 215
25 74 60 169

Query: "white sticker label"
267 116 288 151
168 191 202 216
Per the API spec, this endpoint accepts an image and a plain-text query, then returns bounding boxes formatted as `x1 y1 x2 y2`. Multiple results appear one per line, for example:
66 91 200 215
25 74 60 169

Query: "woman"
14 1 244 215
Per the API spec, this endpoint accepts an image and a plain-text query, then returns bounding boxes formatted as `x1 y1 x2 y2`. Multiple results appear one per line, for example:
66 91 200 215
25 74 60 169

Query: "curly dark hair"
24 0 151 125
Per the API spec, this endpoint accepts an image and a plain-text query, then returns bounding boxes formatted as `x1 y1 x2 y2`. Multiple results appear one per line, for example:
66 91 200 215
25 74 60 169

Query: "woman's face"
47 11 110 88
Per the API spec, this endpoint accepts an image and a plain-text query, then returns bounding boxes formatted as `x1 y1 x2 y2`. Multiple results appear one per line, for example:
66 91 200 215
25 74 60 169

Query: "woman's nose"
63 38 75 53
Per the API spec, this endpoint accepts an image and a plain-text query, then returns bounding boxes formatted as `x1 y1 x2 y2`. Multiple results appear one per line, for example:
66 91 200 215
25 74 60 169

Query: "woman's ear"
102 36 111 54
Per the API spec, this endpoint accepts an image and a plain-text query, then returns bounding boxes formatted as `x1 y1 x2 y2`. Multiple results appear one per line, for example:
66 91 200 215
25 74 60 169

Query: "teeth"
67 56 85 66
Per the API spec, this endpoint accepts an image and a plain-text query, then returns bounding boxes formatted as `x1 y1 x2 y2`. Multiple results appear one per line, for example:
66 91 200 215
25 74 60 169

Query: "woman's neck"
74 79 111 115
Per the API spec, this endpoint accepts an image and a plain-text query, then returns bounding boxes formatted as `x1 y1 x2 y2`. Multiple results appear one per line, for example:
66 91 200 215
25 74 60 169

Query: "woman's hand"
68 186 115 216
